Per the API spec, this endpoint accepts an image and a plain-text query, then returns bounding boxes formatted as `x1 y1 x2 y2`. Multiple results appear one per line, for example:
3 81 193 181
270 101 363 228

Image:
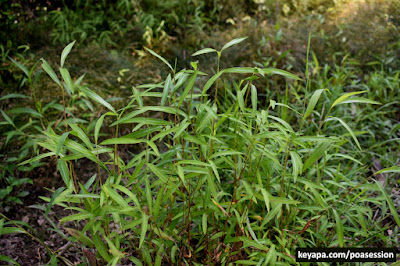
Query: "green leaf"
138 106 188 120
8 107 43 118
330 91 366 109
144 47 173 71
202 213 207 234
103 185 130 208
337 97 381 105
182 133 207 146
265 244 277 265
202 70 225 95
139 213 148 249
56 132 70 156
64 227 94 247
333 209 344 247
237 89 245 111
251 84 257 112
60 211 95 223
0 110 15 126
19 152 55 166
192 48 218 56
95 113 113 144
262 68 302 80
208 159 220 183
270 196 301 205
246 217 260 245
233 260 257 265
0 255 20 265
221 37 248 52
178 68 198 108
260 188 270 212
375 180 400 228
0 226 25 235
41 58 61 87
60 68 75 93
76 84 116 113
93 232 112 262
303 89 325 120
9 57 29 77
209 150 243 160
0 93 31 101
101 137 146 145
374 166 400 175
303 142 331 172
161 74 172 106
45 187 65 218
148 163 168 183
232 236 268 251
224 67 255 74
57 160 71 188
70 124 93 150
60 40 76 68
327 117 361 150
289 151 302 182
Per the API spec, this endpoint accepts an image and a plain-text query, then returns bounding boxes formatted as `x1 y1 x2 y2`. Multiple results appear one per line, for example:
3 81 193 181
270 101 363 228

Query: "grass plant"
10 39 398 265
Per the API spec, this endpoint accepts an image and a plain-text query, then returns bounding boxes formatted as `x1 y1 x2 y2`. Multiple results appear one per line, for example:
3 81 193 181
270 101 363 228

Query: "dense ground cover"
0 0 399 265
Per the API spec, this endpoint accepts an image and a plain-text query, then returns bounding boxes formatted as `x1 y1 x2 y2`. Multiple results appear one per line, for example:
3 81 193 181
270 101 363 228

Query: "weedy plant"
0 46 97 213
17 38 400 265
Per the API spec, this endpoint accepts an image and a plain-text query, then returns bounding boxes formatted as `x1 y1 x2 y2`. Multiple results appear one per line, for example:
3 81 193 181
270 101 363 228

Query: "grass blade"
9 57 29 77
144 47 173 71
327 117 361 151
333 209 344 247
303 89 325 120
330 91 366 109
76 85 116 113
139 213 148 249
221 37 248 52
41 59 61 87
375 180 400 227
60 40 76 68
303 142 331 172
192 48 218 57
161 74 172 106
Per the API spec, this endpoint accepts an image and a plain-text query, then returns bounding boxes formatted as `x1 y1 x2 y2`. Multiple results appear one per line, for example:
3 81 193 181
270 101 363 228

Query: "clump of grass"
16 39 400 265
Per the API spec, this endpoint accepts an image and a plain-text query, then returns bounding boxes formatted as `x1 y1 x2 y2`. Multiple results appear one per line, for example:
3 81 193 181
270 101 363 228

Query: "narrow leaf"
303 142 331 172
331 91 366 109
374 166 400 175
76 85 116 113
192 48 218 56
144 47 173 71
60 40 76 68
221 37 248 52
57 160 71 188
9 57 29 77
333 209 344 247
328 117 361 150
139 213 148 249
161 74 172 106
41 59 61 87
375 180 400 227
303 89 325 120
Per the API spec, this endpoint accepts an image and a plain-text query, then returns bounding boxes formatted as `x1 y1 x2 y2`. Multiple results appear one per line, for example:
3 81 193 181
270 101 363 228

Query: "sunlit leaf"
330 91 366 109
144 47 173 71
221 37 248 52
60 40 76 68
192 48 218 56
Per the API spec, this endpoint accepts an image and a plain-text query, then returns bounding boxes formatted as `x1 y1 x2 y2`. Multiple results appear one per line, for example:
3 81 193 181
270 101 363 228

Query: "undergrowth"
2 38 397 265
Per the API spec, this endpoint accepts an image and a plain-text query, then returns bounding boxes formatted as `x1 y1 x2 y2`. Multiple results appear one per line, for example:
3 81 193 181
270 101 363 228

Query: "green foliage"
1 1 400 264
22 39 398 265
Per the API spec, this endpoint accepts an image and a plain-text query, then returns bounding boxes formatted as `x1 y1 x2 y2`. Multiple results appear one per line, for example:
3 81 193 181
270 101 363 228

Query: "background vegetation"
0 0 399 265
